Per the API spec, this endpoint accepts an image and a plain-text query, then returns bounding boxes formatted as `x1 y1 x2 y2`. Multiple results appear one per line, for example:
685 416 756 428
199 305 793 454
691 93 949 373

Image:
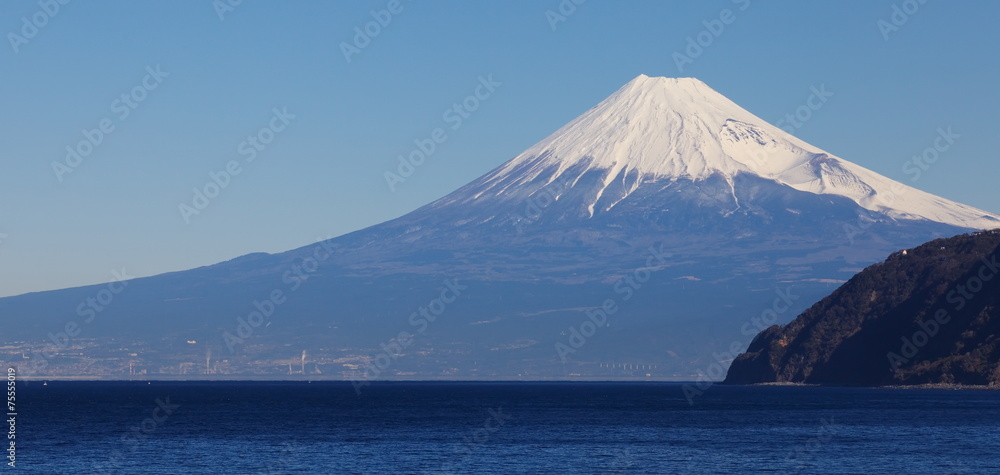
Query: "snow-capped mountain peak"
458 74 999 230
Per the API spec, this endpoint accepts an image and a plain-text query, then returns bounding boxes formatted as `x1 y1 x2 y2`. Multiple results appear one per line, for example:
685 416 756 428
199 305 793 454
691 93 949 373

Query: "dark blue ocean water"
10 381 1000 473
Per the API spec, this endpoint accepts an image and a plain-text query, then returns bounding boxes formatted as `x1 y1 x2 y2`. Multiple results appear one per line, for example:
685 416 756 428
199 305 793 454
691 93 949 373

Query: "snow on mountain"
458 75 999 229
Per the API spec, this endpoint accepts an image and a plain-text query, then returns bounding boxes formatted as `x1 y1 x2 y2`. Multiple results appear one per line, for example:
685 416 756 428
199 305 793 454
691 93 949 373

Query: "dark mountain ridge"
725 230 1000 386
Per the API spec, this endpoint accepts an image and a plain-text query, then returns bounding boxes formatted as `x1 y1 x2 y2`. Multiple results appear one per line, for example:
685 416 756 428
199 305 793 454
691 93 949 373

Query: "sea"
10 381 1000 473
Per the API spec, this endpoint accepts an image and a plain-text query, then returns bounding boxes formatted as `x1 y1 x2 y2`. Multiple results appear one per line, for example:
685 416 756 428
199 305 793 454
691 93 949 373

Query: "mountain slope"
724 230 1000 386
1 75 997 379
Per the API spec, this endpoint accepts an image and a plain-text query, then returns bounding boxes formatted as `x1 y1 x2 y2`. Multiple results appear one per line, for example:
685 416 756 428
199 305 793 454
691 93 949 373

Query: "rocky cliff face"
725 230 1000 386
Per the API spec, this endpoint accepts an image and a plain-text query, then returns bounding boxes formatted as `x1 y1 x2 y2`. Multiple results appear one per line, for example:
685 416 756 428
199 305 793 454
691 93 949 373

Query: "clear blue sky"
2 0 998 297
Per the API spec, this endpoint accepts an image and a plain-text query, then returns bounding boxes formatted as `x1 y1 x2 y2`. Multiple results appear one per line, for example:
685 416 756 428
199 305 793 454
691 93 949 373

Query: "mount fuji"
437 75 995 231
3 75 998 380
